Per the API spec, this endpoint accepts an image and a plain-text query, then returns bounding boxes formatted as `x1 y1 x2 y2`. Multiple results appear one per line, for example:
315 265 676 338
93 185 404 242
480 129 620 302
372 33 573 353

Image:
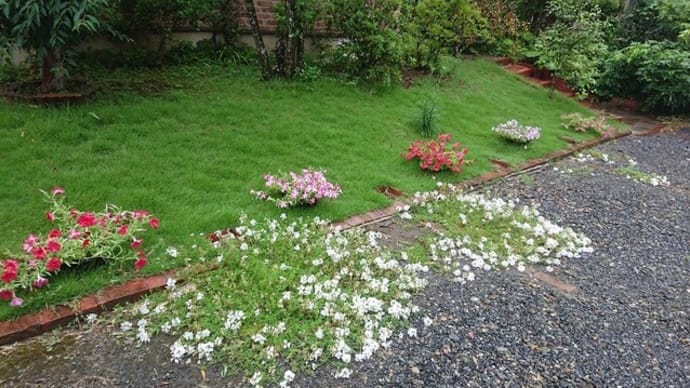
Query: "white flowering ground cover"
112 187 594 386
557 152 670 187
404 184 593 282
115 214 429 386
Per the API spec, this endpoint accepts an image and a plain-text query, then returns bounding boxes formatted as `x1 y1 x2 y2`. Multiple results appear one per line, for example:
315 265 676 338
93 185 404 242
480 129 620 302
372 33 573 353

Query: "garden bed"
0 58 625 323
2 80 98 105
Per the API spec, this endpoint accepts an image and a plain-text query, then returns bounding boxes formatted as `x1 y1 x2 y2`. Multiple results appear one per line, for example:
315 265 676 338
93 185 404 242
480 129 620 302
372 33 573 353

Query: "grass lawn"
0 57 605 320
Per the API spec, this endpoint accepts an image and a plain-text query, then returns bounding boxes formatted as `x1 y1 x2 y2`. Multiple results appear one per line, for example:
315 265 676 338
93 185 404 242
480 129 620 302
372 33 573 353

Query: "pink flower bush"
0 187 159 307
404 134 469 173
251 169 342 208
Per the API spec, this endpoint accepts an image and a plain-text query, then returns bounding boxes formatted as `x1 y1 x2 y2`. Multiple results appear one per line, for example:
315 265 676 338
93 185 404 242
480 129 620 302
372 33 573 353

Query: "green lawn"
0 58 604 319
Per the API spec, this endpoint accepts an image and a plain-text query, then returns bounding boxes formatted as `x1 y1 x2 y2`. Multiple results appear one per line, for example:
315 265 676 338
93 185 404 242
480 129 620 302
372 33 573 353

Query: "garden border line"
0 129 633 347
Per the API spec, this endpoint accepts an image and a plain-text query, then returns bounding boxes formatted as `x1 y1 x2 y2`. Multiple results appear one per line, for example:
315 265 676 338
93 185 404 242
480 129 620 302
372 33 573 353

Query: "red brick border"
0 272 172 346
333 129 631 232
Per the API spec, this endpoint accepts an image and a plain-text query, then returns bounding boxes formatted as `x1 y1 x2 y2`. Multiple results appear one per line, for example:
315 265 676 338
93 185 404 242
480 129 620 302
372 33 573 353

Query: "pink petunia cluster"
251 169 342 208
0 187 160 307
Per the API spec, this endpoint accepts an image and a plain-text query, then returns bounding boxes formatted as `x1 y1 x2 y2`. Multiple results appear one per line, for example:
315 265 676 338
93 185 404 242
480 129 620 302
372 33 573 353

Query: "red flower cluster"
0 187 160 307
404 134 469 173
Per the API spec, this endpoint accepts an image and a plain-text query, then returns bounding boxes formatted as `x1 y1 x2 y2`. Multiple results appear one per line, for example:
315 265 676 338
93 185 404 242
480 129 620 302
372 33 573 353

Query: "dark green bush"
111 0 235 51
472 0 532 60
407 0 488 70
599 41 690 114
326 0 410 85
617 0 690 46
533 0 610 96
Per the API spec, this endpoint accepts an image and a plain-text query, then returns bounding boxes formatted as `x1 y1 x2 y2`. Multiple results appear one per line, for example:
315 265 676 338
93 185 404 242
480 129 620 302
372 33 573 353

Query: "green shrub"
533 0 609 96
517 0 620 33
326 0 409 85
0 0 110 92
599 41 690 114
110 0 230 51
472 0 531 60
617 0 690 46
407 0 489 70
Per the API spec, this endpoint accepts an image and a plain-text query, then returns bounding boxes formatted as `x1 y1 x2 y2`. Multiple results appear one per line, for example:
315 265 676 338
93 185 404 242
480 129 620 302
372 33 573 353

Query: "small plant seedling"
417 99 439 138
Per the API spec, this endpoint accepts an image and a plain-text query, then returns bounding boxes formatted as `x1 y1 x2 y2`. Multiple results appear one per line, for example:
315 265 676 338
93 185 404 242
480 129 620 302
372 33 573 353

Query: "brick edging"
0 271 177 346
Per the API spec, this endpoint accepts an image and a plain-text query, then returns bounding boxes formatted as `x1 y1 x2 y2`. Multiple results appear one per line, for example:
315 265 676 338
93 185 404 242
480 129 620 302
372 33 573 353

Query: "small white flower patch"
412 188 593 279
334 367 353 379
248 371 263 386
166 246 179 258
120 321 133 332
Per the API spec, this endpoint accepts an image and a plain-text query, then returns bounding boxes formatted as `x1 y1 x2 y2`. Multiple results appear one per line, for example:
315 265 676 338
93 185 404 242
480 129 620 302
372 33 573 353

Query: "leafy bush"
407 0 489 70
516 0 620 33
326 0 409 85
404 134 469 173
111 0 230 51
0 0 110 92
617 0 690 46
533 0 610 96
473 0 531 60
599 41 690 114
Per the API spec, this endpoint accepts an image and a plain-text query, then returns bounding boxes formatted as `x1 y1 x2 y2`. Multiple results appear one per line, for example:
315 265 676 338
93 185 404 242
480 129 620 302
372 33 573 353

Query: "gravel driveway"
1 131 688 387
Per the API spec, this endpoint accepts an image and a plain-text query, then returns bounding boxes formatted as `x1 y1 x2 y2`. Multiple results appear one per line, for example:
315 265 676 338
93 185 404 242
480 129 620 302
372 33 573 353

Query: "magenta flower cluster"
1 187 158 308
251 169 342 208
492 120 541 144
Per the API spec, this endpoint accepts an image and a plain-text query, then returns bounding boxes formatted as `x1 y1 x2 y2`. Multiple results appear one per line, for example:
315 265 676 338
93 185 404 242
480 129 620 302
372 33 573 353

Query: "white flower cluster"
119 214 429 387
412 188 593 281
571 152 670 187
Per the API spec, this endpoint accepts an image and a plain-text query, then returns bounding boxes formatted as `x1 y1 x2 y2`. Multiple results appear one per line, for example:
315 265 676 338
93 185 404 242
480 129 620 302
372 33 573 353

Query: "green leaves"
409 0 489 69
534 0 609 96
327 0 409 85
0 0 110 91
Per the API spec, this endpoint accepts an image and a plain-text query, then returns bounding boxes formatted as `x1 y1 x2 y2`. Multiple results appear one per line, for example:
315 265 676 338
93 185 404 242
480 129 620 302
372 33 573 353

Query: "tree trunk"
245 0 272 80
40 49 64 93
285 0 300 78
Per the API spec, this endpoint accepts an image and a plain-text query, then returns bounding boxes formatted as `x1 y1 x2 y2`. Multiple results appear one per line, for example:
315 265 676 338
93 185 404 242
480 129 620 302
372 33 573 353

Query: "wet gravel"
1 132 688 387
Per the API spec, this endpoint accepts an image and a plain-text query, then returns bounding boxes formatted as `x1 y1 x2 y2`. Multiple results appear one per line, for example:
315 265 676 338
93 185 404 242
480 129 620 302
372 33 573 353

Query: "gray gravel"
1 132 688 387
297 132 690 387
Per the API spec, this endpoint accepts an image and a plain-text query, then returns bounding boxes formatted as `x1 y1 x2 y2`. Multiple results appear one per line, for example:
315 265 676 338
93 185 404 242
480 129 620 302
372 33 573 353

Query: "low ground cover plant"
113 185 594 385
407 185 593 282
567 151 670 187
0 188 158 307
404 134 469 173
251 169 342 208
560 113 616 137
116 214 429 385
492 120 541 144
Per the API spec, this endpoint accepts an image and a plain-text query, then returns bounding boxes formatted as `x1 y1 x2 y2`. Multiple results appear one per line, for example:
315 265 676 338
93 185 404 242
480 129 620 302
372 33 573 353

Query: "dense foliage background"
1 0 688 113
